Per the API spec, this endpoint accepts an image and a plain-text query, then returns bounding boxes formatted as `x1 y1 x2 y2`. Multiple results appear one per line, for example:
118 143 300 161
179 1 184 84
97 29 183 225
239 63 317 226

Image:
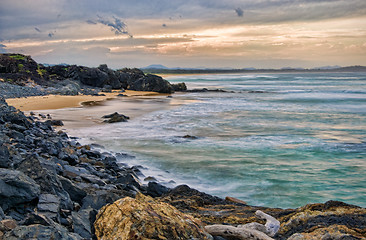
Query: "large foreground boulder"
0 169 40 210
94 193 212 240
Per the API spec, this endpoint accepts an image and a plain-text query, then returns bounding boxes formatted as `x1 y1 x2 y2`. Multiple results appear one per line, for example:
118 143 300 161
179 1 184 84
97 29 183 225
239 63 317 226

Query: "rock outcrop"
102 112 130 123
0 97 168 238
0 53 180 94
160 185 366 240
94 192 212 240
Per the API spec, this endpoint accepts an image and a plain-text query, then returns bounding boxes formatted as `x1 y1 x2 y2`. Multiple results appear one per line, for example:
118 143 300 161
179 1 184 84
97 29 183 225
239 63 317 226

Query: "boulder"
58 176 87 204
16 155 73 210
98 64 122 89
128 74 173 93
0 169 40 210
102 112 129 123
45 119 64 126
76 67 109 87
81 189 131 211
94 193 212 240
277 200 366 239
0 145 10 168
287 225 364 239
72 208 97 239
3 224 82 240
37 194 61 222
146 181 170 198
172 82 187 91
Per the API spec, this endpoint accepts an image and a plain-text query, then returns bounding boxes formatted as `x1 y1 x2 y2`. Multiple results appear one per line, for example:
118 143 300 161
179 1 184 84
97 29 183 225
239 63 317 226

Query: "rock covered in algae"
94 192 213 240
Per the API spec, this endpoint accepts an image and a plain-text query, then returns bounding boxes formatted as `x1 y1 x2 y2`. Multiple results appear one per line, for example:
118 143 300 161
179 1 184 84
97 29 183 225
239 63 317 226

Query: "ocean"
66 72 366 209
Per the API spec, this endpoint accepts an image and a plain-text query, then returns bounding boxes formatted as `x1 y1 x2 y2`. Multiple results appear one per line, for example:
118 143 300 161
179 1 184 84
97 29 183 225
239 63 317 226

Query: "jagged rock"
172 82 187 91
72 208 97 239
287 225 364 239
51 79 81 96
15 155 73 210
45 119 64 126
0 169 40 210
94 193 212 240
182 134 198 140
76 67 109 88
3 224 82 240
0 219 17 231
0 207 5 221
114 171 142 191
277 200 366 239
58 176 87 204
37 194 61 222
128 74 173 93
22 213 51 226
102 112 129 123
0 145 10 168
146 181 170 198
81 189 132 211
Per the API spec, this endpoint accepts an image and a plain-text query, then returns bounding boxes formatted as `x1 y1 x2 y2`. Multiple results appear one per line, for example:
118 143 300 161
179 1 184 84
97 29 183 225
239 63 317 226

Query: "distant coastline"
143 65 366 75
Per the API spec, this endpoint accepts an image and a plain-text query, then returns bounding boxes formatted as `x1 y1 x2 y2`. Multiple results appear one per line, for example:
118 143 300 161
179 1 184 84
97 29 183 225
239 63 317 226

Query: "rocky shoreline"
1 53 366 239
0 53 187 99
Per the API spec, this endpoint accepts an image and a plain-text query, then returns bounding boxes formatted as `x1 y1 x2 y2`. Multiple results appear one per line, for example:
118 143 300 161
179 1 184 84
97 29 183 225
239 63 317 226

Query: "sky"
1 0 366 69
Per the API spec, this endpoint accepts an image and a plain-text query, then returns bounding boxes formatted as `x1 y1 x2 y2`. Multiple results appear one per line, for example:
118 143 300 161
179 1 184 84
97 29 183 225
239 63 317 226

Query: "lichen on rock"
94 192 213 240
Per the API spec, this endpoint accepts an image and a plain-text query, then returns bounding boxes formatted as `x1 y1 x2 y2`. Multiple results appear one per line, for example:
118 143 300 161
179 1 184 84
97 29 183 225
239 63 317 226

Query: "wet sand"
6 91 192 130
5 90 161 111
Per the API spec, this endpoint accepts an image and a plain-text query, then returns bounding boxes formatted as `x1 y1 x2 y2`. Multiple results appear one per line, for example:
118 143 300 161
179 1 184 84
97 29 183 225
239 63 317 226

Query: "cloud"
235 7 244 17
86 20 97 25
0 44 7 53
97 16 132 37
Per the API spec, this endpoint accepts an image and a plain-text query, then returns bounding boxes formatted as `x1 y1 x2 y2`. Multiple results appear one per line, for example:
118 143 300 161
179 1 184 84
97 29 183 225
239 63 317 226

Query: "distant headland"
143 64 366 75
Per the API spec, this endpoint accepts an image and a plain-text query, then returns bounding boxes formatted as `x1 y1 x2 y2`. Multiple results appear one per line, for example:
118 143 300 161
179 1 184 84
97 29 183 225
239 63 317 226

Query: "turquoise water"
78 72 366 208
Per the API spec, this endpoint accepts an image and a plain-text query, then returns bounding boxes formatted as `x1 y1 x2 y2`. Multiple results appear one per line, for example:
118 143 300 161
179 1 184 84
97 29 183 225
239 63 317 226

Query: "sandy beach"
5 90 162 111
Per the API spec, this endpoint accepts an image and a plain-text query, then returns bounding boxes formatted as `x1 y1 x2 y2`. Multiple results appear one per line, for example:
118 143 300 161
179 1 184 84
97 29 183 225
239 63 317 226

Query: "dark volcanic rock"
58 176 87 204
81 189 132 211
0 169 40 211
128 74 173 93
45 119 64 126
37 194 61 222
0 145 10 168
16 155 73 210
3 224 82 240
102 112 129 123
72 208 97 239
75 66 109 88
172 82 187 91
146 182 170 198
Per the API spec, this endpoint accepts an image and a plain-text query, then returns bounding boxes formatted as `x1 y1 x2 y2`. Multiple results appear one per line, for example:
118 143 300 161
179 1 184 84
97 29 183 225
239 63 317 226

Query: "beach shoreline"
2 91 366 239
5 90 164 111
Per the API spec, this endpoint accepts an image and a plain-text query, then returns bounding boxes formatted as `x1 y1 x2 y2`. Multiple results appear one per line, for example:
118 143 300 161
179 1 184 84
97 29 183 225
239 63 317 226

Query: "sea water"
73 72 366 208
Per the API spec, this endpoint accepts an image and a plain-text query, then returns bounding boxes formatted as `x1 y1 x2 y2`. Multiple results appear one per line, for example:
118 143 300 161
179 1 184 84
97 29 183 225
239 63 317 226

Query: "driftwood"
254 210 280 237
205 210 280 240
205 225 274 240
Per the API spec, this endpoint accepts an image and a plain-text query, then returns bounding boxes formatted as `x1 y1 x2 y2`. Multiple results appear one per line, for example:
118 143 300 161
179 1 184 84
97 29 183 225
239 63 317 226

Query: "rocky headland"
0 54 365 239
0 53 186 99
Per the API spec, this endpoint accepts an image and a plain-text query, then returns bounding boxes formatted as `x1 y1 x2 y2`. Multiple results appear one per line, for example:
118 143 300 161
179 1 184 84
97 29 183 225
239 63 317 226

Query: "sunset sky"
1 0 366 69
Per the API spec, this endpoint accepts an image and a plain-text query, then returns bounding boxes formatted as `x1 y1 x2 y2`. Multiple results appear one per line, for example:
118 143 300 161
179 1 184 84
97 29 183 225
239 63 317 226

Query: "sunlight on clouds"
3 12 366 68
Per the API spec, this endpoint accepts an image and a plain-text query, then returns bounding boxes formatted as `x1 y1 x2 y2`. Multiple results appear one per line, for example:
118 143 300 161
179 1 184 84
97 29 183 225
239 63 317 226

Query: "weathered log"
205 210 280 239
255 210 280 237
205 224 274 240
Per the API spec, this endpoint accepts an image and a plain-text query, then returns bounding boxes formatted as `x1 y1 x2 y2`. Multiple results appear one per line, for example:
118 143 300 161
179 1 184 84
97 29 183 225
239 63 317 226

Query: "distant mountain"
313 65 341 70
281 67 305 70
143 64 170 69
